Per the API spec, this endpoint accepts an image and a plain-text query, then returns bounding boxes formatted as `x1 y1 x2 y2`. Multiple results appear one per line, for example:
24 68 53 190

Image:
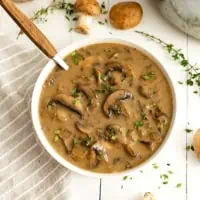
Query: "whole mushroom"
109 2 143 30
74 0 101 34
193 128 200 159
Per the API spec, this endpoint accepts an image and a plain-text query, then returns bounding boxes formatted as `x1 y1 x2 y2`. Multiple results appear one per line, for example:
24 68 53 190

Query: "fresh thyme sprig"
136 31 200 93
17 0 74 38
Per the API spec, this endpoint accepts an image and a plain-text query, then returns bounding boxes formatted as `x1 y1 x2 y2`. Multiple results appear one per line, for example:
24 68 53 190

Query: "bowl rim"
31 37 177 178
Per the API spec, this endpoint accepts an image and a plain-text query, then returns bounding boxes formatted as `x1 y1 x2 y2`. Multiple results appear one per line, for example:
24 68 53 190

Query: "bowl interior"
31 38 177 178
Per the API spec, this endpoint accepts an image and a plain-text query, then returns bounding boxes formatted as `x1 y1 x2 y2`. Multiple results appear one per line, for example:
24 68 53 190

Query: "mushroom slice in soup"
138 85 156 99
80 56 105 71
103 89 132 117
105 61 133 78
88 149 99 168
54 94 84 116
76 121 94 136
59 130 75 152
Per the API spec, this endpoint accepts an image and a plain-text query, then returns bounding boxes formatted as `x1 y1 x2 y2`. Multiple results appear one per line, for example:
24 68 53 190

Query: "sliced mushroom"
109 71 124 85
92 141 112 163
71 145 89 161
76 121 94 135
105 61 133 77
94 67 104 85
54 94 84 116
119 102 130 118
105 124 127 144
103 89 132 117
124 142 139 157
59 130 75 152
109 2 143 30
193 129 200 159
88 149 99 168
138 85 156 99
80 56 104 70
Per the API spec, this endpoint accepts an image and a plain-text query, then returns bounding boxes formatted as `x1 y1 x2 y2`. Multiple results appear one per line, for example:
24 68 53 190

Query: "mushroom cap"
109 2 143 30
74 0 101 16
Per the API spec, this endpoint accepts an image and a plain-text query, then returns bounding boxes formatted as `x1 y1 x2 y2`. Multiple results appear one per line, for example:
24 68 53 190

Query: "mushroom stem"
75 13 93 34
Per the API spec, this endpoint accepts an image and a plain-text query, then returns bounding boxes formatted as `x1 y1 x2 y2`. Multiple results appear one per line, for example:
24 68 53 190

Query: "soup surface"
39 43 173 173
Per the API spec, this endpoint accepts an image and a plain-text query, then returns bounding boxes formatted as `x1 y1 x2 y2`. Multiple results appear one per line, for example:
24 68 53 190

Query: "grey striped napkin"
0 34 71 200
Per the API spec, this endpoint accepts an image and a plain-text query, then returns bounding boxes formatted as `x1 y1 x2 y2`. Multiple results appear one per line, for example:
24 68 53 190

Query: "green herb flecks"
141 72 155 80
71 51 84 65
123 175 128 181
136 31 200 94
168 170 173 174
82 136 93 147
135 120 144 129
72 88 80 98
185 128 193 133
152 163 159 169
53 128 61 142
176 183 182 188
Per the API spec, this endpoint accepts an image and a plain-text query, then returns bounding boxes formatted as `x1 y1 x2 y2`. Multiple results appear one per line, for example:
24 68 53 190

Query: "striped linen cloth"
0 34 71 200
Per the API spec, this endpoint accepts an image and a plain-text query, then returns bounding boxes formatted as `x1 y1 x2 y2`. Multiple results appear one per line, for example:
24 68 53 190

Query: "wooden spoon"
0 0 69 70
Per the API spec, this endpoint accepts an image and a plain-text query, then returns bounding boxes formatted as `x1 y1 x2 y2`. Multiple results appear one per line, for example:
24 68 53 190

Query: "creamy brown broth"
39 43 173 173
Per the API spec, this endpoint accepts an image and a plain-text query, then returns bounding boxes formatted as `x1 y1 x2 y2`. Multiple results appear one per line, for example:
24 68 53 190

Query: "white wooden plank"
100 0 188 199
70 172 100 200
187 36 200 200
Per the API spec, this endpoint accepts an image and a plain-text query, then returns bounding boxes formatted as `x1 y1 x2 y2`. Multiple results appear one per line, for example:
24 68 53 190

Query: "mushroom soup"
39 43 173 173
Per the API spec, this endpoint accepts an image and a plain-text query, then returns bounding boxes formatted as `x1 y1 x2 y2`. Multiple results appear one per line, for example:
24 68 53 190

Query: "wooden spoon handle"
0 0 57 58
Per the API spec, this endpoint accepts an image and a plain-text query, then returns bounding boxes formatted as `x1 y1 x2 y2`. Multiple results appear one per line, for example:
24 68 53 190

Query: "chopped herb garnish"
141 72 155 80
139 170 143 173
135 120 144 129
101 73 106 81
168 170 173 174
82 136 93 147
72 88 80 98
121 185 123 189
167 163 171 166
193 90 198 94
152 163 159 169
176 183 182 188
68 28 73 32
71 51 84 65
53 128 61 142
160 174 168 180
123 175 128 180
178 81 183 85
185 128 193 133
163 181 168 185
191 145 194 151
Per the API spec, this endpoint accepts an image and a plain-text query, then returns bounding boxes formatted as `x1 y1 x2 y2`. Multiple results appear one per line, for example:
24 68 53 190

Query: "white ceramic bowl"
31 38 177 178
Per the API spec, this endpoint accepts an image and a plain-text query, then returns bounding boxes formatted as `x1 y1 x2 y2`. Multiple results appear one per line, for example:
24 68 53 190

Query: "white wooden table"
1 0 200 199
